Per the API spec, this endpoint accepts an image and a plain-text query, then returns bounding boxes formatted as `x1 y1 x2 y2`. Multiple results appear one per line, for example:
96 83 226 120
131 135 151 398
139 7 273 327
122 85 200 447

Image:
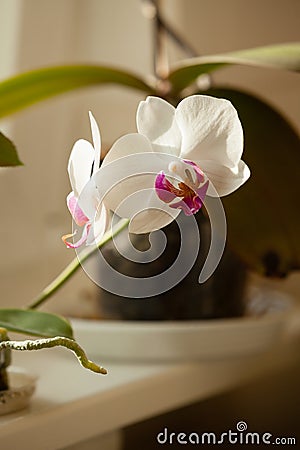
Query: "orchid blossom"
62 112 108 248
94 95 250 234
63 95 250 245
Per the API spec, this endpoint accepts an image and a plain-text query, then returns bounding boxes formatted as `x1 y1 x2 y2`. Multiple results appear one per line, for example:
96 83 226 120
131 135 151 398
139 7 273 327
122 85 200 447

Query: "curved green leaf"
0 65 155 118
0 132 23 166
0 309 73 338
168 43 300 93
203 88 300 277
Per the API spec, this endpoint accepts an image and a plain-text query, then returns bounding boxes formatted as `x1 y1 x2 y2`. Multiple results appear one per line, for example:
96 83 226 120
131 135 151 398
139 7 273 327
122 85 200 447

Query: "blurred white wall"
0 0 152 313
0 0 22 79
0 0 299 314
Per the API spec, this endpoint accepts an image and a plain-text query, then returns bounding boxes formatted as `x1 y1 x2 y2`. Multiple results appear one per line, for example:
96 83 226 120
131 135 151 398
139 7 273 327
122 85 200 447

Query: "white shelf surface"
1 318 300 450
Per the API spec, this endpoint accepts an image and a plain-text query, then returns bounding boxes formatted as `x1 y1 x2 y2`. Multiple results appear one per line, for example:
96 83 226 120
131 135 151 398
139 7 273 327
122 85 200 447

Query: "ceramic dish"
71 291 292 362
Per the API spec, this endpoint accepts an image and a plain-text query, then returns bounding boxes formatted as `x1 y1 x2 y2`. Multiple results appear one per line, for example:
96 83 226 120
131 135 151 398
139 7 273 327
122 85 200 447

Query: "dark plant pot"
98 212 247 320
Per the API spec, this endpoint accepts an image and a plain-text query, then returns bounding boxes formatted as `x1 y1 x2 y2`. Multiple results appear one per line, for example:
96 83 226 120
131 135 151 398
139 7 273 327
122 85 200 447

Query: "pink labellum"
155 160 209 216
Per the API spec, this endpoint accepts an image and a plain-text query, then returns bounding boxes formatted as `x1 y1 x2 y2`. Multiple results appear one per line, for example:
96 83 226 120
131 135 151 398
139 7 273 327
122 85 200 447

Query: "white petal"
104 173 157 214
200 159 250 197
89 111 101 172
111 184 179 234
68 139 94 197
86 202 108 245
106 176 180 234
137 96 181 156
129 208 180 234
176 95 244 168
95 151 185 215
77 177 99 220
102 133 153 166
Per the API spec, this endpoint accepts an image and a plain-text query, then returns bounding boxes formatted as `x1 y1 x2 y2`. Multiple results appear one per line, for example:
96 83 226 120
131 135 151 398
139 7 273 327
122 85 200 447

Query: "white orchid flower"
62 112 108 248
63 95 250 246
94 95 250 234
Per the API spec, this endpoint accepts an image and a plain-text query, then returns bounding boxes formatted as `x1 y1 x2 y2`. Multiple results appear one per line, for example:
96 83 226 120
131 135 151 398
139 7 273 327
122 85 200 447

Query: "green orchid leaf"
0 309 73 339
0 132 23 166
0 65 155 118
202 88 300 277
168 43 300 93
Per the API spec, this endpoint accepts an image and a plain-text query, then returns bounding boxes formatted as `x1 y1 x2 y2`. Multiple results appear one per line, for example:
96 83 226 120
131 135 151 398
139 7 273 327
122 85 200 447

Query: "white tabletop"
1 325 299 450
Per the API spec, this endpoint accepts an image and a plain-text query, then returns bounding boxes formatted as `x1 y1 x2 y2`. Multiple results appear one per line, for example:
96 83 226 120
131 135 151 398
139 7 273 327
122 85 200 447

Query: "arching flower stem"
27 218 129 310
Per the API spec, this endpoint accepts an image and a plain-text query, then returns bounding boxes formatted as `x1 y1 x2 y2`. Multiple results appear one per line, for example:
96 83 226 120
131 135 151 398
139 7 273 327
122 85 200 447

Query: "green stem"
27 218 129 310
